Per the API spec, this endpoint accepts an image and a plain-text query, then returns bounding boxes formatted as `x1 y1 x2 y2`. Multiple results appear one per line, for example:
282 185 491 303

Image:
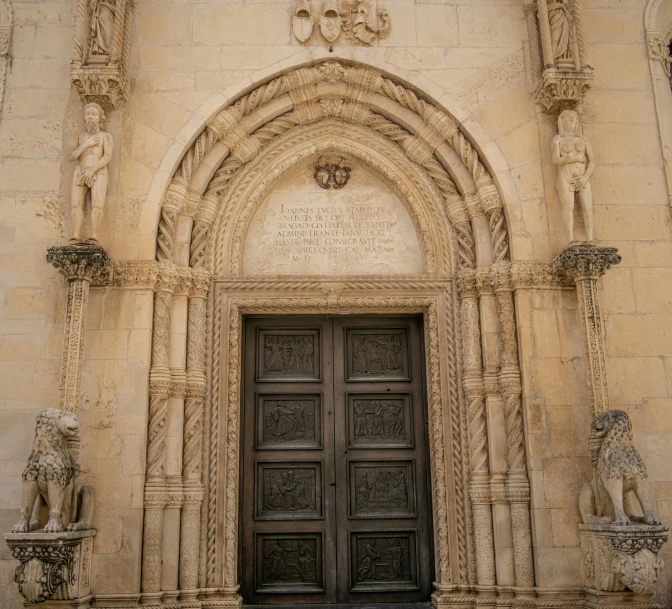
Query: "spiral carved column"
179 270 209 596
458 270 496 591
142 263 177 598
492 263 535 593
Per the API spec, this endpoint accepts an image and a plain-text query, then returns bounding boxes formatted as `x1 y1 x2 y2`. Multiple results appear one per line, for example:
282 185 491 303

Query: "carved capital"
0 25 11 56
154 262 178 292
647 31 671 71
70 68 129 112
553 245 622 281
173 267 193 296
47 244 111 284
456 270 478 299
190 269 211 299
534 69 594 113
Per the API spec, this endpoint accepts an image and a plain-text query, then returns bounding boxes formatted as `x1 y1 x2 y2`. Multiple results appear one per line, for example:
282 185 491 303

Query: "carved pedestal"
553 245 621 417
580 524 669 600
4 530 95 608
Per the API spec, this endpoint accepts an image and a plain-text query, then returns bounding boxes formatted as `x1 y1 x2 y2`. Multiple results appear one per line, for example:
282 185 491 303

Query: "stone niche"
243 154 424 276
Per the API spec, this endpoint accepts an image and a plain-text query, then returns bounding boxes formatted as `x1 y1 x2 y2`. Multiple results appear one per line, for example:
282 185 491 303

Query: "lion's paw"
11 520 29 533
43 518 64 533
615 512 631 526
644 512 661 526
66 522 83 532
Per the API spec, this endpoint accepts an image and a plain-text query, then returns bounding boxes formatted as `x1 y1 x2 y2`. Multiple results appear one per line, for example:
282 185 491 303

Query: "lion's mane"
22 408 77 487
596 410 647 481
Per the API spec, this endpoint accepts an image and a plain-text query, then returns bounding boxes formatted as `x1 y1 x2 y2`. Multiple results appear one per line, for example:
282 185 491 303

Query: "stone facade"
1 1 672 608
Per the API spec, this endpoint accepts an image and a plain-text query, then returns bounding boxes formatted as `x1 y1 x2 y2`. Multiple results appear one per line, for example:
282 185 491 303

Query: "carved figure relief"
348 396 412 448
260 466 318 516
69 102 113 244
313 155 351 189
88 0 116 59
350 463 414 518
552 110 595 244
11 409 94 534
579 410 660 527
292 0 313 43
342 0 390 46
352 533 416 589
258 535 322 591
260 398 317 447
347 330 408 379
258 330 320 381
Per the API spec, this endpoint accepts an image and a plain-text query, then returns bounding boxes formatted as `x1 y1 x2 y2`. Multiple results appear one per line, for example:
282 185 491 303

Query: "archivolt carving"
155 60 513 275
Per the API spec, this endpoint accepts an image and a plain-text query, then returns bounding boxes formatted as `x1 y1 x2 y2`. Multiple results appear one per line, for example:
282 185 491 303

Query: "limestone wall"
1 0 672 606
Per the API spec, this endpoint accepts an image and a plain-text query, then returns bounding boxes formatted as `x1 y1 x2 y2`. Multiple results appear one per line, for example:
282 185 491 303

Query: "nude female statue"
552 109 595 243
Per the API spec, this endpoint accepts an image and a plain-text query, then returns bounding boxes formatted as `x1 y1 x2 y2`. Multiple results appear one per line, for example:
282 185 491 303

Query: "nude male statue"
552 109 595 243
69 102 113 243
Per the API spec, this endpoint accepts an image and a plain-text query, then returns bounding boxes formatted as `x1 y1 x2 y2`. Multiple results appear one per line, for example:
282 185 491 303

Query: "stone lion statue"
579 409 660 527
11 408 94 533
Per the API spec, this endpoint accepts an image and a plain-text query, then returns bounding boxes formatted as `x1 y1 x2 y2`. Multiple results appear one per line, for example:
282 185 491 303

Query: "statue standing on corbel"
69 102 113 244
552 109 595 244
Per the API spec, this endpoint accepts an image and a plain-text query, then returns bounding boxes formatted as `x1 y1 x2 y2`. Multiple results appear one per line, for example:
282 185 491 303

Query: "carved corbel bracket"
580 524 669 596
4 530 96 606
552 244 621 282
534 68 594 113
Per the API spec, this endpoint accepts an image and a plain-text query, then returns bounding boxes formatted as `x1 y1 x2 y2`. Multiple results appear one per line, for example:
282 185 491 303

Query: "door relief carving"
258 330 320 381
257 462 322 520
351 532 418 591
346 329 409 380
256 534 323 593
349 461 416 518
347 394 413 448
257 395 321 449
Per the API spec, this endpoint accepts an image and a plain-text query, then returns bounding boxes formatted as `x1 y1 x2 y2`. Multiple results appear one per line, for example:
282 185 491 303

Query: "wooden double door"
241 316 433 605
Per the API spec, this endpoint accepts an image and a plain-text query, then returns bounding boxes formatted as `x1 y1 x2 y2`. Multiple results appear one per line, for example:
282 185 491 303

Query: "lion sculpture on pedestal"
579 409 660 526
11 408 94 533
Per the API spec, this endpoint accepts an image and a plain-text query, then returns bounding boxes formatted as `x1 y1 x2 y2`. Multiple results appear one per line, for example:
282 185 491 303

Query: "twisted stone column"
458 271 496 590
142 263 177 597
524 3 542 81
554 245 621 417
179 270 209 596
491 263 535 593
536 0 554 69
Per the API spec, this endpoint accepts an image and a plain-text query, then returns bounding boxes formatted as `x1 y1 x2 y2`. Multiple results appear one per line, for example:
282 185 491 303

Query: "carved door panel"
241 316 432 605
333 317 433 603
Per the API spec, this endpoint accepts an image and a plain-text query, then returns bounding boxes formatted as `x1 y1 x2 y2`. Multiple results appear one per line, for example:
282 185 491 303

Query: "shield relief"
293 0 314 43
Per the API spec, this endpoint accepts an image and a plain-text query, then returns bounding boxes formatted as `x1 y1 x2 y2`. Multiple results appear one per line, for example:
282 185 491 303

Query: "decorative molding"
113 260 159 289
207 287 459 594
70 0 134 110
646 30 670 71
